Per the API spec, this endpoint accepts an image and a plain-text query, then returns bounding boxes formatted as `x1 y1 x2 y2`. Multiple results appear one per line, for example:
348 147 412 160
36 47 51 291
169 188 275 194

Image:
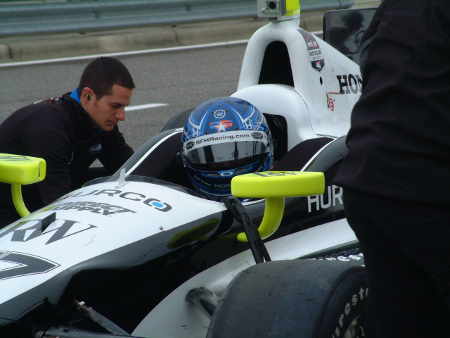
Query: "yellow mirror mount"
237 197 284 242
0 154 46 217
231 171 325 242
11 183 29 217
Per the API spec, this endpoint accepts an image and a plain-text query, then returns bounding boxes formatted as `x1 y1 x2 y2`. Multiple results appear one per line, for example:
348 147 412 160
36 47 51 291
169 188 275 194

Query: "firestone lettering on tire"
309 249 363 262
332 287 368 338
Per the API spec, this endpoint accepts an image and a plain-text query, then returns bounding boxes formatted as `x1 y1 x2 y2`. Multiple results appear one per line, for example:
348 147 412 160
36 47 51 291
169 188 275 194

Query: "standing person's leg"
343 188 450 337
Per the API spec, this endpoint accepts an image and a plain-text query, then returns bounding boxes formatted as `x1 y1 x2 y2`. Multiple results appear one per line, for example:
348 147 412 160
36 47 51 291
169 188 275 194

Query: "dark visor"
186 141 269 165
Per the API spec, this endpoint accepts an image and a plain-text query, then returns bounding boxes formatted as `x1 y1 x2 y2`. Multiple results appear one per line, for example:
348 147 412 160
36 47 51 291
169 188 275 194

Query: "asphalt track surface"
0 0 381 152
0 42 247 152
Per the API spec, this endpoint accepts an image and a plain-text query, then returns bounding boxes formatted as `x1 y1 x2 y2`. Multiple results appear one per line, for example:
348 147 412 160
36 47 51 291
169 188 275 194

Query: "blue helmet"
181 97 273 200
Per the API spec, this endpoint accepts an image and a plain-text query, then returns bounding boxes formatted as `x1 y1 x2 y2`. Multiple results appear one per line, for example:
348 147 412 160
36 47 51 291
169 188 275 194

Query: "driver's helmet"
181 97 273 200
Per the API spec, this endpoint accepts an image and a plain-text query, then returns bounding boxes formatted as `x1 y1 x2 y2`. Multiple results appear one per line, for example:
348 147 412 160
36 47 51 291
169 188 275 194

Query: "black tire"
161 108 194 132
207 259 367 338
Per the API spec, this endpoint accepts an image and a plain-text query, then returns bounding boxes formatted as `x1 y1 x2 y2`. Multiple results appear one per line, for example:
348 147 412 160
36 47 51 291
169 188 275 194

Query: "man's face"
86 85 133 131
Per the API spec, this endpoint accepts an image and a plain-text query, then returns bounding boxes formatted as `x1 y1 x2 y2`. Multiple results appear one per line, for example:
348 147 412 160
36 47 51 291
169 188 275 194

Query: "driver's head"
181 97 273 200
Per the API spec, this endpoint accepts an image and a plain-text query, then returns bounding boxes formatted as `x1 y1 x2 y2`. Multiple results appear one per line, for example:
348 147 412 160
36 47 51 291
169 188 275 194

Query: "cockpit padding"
131 132 194 190
272 137 333 171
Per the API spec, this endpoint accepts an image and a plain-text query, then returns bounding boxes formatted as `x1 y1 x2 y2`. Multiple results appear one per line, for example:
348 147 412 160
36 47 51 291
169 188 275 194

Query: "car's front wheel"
206 259 367 338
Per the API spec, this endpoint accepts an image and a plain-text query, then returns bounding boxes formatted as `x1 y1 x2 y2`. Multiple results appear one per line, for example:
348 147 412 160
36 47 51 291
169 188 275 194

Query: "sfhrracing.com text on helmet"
196 133 252 145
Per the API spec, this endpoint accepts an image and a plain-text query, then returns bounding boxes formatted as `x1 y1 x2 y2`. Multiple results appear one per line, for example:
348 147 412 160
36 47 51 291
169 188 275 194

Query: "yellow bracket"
231 171 324 242
285 0 300 17
0 154 46 217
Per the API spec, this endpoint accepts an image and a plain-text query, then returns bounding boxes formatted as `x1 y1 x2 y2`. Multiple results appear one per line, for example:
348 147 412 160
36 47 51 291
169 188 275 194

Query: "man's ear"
81 87 94 103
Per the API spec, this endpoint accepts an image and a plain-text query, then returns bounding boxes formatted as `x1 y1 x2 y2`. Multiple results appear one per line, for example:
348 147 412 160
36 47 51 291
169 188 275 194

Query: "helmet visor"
183 130 271 165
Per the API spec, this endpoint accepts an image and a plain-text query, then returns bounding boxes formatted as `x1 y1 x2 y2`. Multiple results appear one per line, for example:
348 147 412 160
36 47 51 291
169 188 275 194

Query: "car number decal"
0 251 59 280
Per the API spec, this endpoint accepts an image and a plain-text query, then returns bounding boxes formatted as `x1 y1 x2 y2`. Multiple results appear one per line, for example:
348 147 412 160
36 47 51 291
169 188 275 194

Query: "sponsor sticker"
336 74 362 94
186 141 195 150
183 130 268 153
218 170 235 178
49 201 136 216
299 29 325 72
252 132 264 140
88 144 102 154
57 189 172 213
329 97 335 111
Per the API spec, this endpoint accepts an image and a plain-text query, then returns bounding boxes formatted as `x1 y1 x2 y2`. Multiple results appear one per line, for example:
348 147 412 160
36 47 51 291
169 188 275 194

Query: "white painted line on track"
0 30 322 69
125 103 168 111
0 40 250 69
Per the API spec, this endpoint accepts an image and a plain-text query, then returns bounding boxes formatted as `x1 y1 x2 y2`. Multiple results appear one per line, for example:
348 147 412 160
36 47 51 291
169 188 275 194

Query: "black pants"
343 188 450 337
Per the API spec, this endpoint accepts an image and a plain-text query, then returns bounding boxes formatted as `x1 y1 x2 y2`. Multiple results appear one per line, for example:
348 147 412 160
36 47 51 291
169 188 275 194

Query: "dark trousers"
343 188 450 337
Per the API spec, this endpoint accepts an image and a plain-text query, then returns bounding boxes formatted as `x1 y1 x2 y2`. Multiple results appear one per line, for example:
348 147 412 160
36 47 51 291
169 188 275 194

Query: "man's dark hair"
78 57 135 99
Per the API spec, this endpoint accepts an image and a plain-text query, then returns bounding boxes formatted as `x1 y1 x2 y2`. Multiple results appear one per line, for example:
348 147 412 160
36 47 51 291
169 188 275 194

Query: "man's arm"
97 126 134 175
24 124 74 206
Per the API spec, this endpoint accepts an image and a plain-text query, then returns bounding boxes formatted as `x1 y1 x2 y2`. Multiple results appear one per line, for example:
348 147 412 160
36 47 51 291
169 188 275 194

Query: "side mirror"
231 171 324 241
323 8 377 64
0 154 46 217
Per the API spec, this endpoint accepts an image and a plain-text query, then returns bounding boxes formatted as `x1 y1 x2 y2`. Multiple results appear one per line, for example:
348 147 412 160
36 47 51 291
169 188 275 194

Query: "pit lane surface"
0 43 246 151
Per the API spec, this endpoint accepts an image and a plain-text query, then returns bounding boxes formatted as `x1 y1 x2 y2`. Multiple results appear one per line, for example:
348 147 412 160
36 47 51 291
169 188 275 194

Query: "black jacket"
335 0 450 203
0 93 134 226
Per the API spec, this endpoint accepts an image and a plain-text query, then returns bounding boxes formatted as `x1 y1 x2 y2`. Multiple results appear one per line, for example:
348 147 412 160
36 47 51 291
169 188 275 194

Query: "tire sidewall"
207 260 367 338
317 267 367 338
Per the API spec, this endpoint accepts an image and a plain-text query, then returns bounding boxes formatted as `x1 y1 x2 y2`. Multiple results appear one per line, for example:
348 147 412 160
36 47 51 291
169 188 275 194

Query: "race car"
0 2 376 337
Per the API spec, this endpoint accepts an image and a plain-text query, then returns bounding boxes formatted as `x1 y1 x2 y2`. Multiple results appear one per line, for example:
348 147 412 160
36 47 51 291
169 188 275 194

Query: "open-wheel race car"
0 2 377 337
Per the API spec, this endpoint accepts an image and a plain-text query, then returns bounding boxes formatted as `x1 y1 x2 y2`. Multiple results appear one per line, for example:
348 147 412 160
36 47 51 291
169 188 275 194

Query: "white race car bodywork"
234 20 361 148
0 10 363 338
0 181 224 303
0 176 357 337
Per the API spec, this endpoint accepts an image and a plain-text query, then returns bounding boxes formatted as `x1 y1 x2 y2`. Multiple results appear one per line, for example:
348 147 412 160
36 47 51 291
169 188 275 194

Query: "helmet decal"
209 120 233 132
214 109 226 119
